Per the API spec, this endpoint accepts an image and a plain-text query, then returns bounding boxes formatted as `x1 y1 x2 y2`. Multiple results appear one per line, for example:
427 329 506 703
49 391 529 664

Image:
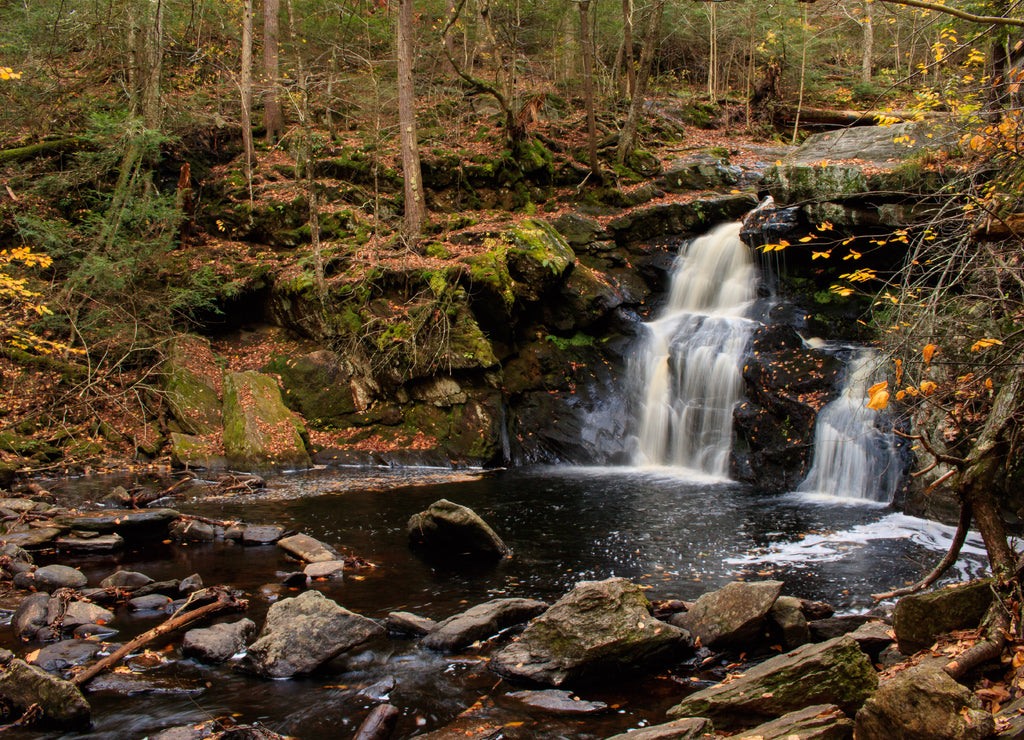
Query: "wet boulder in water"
277 532 337 563
11 591 50 640
242 590 383 678
386 611 437 636
182 618 255 664
669 580 783 649
407 499 510 559
26 564 88 593
742 704 854 740
667 636 877 730
892 579 994 655
423 597 548 652
489 577 687 686
602 717 714 740
0 658 90 726
854 664 993 739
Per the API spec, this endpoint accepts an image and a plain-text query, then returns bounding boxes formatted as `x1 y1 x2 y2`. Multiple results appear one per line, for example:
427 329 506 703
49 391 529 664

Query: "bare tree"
578 0 600 178
240 0 256 170
398 0 426 239
263 0 284 143
617 0 665 164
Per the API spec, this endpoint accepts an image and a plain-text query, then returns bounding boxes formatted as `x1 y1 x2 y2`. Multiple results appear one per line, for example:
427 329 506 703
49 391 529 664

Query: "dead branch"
945 609 1010 679
71 587 246 687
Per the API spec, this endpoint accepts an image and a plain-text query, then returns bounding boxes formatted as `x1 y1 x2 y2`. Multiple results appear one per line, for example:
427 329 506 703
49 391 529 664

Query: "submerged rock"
242 590 383 678
408 499 510 559
489 577 686 686
670 580 783 649
892 579 994 654
667 636 877 729
423 597 548 651
0 658 90 726
854 664 993 739
505 689 607 714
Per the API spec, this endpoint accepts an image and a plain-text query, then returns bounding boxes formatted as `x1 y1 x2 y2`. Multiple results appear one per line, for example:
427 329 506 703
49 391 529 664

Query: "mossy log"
0 137 89 164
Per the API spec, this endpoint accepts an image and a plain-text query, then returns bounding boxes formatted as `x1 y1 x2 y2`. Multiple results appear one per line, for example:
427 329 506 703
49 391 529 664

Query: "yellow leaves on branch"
760 240 789 253
866 381 890 411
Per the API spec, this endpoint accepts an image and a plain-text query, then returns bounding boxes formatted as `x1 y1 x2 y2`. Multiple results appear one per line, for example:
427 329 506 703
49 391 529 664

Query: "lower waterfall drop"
797 350 901 503
634 221 756 476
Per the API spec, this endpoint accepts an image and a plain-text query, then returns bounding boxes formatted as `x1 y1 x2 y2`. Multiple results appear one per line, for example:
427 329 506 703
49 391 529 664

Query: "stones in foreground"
489 577 686 686
892 579 994 655
669 579 783 649
0 658 90 726
407 499 510 559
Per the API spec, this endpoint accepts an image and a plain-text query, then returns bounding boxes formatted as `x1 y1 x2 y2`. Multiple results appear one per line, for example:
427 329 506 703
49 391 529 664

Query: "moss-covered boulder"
488 577 687 686
169 432 225 469
656 153 740 193
265 350 361 427
222 371 310 470
892 579 994 655
667 636 877 729
162 335 223 436
505 219 576 301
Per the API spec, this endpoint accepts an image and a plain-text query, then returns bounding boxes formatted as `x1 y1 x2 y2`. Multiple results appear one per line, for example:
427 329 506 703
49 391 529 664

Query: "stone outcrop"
0 659 90 726
408 499 510 559
489 577 687 686
892 580 994 654
854 664 993 739
667 636 877 729
222 370 311 470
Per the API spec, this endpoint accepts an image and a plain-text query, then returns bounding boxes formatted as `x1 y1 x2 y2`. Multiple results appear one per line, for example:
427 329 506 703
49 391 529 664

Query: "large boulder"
667 636 877 729
162 335 223 436
489 577 687 686
407 499 510 559
670 580 783 649
222 370 311 470
242 590 383 678
423 598 549 652
0 658 90 726
504 219 575 302
854 664 993 739
892 580 994 654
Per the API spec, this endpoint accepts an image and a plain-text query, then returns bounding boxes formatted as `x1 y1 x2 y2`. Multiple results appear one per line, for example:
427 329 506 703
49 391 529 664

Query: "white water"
633 222 756 476
797 350 901 503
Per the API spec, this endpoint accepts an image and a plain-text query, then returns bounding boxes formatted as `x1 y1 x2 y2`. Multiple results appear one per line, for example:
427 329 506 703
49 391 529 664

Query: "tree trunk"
616 0 664 164
792 4 809 144
263 0 284 143
398 0 426 240
706 3 717 99
860 0 874 85
241 0 256 170
622 0 634 97
141 0 164 129
579 0 599 178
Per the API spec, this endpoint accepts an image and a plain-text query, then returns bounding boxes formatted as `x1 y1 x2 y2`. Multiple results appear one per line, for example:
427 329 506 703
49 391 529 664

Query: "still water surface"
14 466 988 739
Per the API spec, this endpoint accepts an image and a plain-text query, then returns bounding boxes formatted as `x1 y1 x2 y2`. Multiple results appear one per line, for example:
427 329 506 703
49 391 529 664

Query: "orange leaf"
866 381 890 411
920 380 938 395
970 338 1002 352
922 344 938 364
894 358 903 385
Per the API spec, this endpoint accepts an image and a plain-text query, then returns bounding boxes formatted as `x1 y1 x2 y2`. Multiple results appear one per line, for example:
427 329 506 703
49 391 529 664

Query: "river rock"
742 704 854 740
222 370 311 470
854 664 993 739
995 696 1024 738
304 560 345 580
170 519 215 541
667 636 878 729
0 542 32 564
152 719 290 740
424 597 549 651
671 580 783 649
357 676 397 702
55 533 124 553
809 614 878 642
129 594 173 611
277 532 337 563
602 717 714 740
386 611 437 636
847 620 894 661
54 508 180 535
48 599 114 631
407 499 510 559
0 658 90 725
506 689 607 714
32 639 106 673
179 573 204 592
182 618 255 663
489 577 687 686
241 524 285 544
34 564 88 592
101 570 155 590
768 595 812 649
242 590 383 678
1 527 62 549
892 579 994 654
12 591 51 639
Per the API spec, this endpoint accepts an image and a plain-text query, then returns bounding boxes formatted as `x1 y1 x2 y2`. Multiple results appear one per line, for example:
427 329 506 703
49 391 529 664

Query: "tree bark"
860 0 874 85
579 0 599 178
616 0 664 165
241 0 256 169
398 0 426 240
263 0 284 143
621 0 634 97
140 0 164 129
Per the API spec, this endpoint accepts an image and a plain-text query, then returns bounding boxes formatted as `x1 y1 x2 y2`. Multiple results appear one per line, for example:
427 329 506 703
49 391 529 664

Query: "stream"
4 465 989 740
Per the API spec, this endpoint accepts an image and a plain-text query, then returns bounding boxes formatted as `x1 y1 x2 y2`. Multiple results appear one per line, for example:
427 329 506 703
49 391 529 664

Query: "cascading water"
633 221 756 475
797 350 901 503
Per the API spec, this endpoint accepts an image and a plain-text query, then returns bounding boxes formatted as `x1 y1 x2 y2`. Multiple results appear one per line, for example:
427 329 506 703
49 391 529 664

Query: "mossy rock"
265 350 361 428
162 335 223 437
222 371 311 470
505 219 576 301
461 245 516 319
169 432 226 469
0 431 61 463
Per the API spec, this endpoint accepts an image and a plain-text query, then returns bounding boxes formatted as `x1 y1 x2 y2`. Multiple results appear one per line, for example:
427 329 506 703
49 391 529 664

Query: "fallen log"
71 587 247 687
767 104 921 127
0 137 90 165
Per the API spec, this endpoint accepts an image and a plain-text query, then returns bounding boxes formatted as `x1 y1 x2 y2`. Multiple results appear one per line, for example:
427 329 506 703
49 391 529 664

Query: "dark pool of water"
6 465 988 739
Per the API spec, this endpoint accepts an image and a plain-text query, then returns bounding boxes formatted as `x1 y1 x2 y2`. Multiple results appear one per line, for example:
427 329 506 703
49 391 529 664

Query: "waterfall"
797 351 901 503
633 222 756 476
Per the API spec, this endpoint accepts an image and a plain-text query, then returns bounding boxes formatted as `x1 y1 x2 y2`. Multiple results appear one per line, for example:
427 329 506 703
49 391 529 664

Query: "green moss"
545 332 595 351
425 242 452 259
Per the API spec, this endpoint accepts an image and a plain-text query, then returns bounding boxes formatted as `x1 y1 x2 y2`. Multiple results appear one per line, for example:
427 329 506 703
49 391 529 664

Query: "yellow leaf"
920 380 938 396
896 390 906 401
985 378 994 389
798 235 816 242
970 338 1002 351
811 250 832 260
866 381 890 410
894 358 903 385
922 344 938 364
904 385 919 397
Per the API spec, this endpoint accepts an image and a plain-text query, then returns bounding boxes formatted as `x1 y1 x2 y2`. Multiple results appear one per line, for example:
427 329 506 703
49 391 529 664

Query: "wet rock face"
0 658 91 726
892 580 994 655
670 580 783 649
407 499 510 559
488 577 687 686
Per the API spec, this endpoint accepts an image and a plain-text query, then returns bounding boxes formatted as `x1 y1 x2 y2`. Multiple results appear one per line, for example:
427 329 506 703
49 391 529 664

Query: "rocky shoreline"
0 485 1016 739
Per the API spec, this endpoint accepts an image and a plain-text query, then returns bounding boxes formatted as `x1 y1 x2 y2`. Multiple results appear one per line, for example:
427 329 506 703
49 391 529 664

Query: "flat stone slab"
1 527 62 549
743 704 854 740
603 717 714 740
506 689 607 714
54 509 180 534
241 525 286 544
304 561 345 580
55 533 124 553
424 597 548 652
277 533 337 563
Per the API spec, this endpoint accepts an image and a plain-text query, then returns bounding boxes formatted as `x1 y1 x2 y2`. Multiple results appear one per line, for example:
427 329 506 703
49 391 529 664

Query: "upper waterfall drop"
633 221 756 476
797 350 901 503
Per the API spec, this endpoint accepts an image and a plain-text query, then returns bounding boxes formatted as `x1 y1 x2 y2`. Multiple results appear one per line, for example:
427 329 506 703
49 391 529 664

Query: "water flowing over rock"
423 597 548 651
667 636 877 729
489 577 687 686
797 350 901 502
633 221 756 475
242 590 383 678
854 664 993 739
407 499 510 559
669 580 783 648
892 579 994 654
